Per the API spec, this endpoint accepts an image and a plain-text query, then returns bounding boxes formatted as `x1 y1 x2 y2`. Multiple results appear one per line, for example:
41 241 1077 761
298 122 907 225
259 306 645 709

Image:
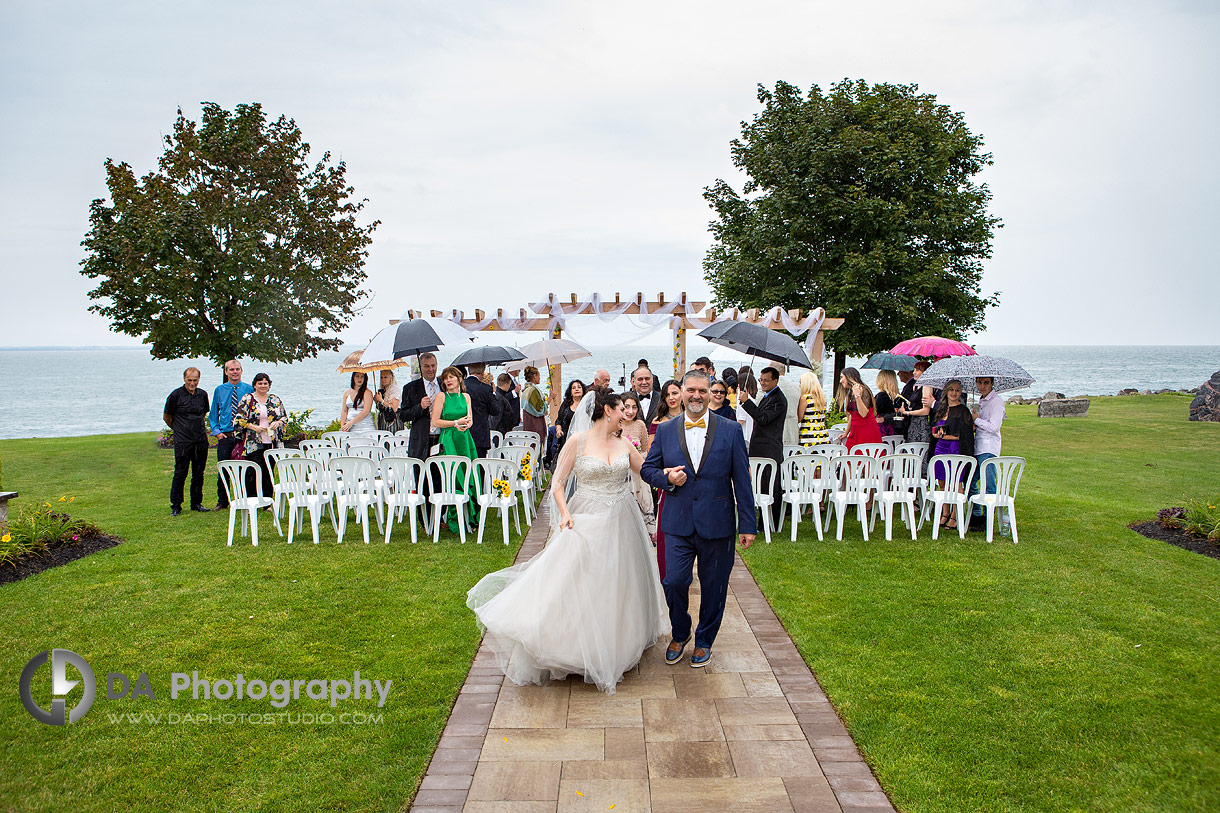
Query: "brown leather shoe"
665 636 691 664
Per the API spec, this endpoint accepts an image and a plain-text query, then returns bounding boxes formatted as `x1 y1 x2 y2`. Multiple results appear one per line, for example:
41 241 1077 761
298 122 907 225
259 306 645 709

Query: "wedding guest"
397 352 440 462
740 366 786 526
873 370 901 437
620 392 656 528
591 369 611 392
164 366 210 516
720 368 739 409
431 366 478 531
926 379 975 530
463 363 503 458
373 369 404 434
638 359 662 393
631 367 659 423
735 367 758 443
555 379 586 455
209 359 253 511
235 373 288 499
970 376 1007 526
774 363 803 447
709 380 736 422
340 372 375 437
897 360 934 448
519 366 548 441
493 373 520 434
797 371 829 446
840 368 883 449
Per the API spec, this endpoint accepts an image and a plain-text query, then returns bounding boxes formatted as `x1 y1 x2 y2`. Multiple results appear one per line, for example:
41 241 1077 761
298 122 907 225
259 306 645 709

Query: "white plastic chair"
850 443 888 496
346 444 386 463
369 430 394 445
781 454 832 542
330 456 379 544
807 443 847 459
322 431 352 449
871 454 923 541
379 457 429 544
896 442 929 458
968 456 1026 543
783 444 806 459
922 454 977 540
394 428 412 438
829 455 878 541
384 436 413 457
827 428 846 445
505 431 544 490
882 434 905 454
276 457 329 545
471 458 521 545
489 430 504 450
494 445 536 525
217 460 274 546
427 455 475 543
298 439 334 454
749 457 777 543
830 423 848 434
262 447 303 534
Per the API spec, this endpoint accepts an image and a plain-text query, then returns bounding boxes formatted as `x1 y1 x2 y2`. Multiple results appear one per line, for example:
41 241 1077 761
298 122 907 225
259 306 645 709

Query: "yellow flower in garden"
59 496 67 502
2 534 10 543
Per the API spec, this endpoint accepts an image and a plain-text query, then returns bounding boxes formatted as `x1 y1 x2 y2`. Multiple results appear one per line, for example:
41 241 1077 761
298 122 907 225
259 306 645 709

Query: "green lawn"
742 394 1220 812
0 434 523 811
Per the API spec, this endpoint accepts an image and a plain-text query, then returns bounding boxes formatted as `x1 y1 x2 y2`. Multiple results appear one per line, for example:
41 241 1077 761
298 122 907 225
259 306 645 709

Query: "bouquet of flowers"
519 452 532 482
491 479 511 499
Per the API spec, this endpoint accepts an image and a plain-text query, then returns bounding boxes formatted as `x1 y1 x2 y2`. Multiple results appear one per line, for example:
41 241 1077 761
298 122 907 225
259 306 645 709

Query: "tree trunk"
833 350 847 390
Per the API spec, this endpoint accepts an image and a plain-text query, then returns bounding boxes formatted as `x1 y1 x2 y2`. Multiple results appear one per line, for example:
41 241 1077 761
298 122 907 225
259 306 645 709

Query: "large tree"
704 79 1001 370
81 102 379 365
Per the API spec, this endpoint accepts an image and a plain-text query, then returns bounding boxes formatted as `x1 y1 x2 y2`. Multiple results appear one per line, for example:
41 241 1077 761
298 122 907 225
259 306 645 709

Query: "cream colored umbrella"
336 349 410 373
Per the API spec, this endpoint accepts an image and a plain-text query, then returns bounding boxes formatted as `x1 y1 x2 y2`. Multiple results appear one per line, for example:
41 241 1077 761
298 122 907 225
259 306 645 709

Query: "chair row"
217 451 539 548
749 453 1025 544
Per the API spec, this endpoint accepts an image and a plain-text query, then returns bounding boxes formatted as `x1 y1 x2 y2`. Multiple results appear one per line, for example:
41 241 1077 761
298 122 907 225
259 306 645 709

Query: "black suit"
397 377 438 462
741 387 787 525
464 376 502 456
493 388 520 434
633 390 662 425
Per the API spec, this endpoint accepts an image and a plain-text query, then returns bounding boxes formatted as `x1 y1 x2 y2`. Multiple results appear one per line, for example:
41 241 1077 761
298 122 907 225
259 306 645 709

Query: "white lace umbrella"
918 355 1035 394
506 338 592 370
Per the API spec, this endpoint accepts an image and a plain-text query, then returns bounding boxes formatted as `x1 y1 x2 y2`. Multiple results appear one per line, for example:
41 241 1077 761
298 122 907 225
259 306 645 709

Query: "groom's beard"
683 399 707 418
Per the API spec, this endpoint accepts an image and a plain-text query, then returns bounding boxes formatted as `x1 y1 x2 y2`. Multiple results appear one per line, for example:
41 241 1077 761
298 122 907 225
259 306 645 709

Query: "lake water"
0 344 1215 439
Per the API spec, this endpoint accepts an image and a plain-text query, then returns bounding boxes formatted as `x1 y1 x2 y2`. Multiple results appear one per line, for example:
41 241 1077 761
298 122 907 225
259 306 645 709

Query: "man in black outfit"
464 363 503 458
397 352 440 462
492 373 520 434
163 367 211 516
631 367 661 424
739 366 787 528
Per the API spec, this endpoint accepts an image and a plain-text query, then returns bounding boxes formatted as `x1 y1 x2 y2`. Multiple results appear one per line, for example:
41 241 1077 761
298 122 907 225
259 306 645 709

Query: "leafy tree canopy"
81 102 379 365
704 79 1001 359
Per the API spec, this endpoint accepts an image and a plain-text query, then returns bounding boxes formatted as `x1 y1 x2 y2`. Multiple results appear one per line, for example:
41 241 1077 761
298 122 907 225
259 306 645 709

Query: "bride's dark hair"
593 390 622 422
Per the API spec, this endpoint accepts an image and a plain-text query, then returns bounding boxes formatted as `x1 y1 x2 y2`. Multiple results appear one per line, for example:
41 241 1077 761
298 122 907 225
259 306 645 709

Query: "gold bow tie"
684 417 706 430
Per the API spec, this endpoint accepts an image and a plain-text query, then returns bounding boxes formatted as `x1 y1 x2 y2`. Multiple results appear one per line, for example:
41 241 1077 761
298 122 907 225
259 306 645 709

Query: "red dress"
844 400 884 449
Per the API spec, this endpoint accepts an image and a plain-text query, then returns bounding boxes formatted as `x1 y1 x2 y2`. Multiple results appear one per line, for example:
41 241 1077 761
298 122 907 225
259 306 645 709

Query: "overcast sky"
2 0 1217 350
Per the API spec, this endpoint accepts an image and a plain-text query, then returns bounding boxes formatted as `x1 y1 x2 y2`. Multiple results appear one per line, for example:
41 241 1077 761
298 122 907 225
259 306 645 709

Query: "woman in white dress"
340 372 376 437
467 390 669 694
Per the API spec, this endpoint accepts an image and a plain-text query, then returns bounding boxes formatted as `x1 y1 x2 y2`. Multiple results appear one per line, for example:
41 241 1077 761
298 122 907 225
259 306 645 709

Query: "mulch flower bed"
1129 521 1220 563
0 533 124 586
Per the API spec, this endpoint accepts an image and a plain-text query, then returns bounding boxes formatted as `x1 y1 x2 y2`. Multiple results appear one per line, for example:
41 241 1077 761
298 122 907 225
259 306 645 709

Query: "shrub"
1182 498 1220 542
1157 506 1186 529
0 498 99 568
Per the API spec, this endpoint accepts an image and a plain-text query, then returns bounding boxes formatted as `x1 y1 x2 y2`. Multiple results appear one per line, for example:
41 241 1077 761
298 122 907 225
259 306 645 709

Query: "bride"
466 389 668 694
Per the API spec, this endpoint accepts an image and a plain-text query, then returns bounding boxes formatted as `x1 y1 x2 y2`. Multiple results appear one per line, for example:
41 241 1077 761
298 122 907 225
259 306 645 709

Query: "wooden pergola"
396 292 842 416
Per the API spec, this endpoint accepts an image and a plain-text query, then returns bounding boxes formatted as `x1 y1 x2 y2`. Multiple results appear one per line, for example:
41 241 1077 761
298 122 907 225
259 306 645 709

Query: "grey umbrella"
450 345 527 367
697 321 813 369
918 355 1035 394
861 352 917 371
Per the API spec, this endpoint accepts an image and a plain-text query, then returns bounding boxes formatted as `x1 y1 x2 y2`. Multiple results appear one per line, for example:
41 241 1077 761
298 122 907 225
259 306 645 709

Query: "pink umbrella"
890 336 977 359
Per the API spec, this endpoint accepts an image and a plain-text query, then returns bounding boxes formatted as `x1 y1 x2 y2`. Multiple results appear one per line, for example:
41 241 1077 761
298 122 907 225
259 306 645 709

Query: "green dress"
438 392 478 531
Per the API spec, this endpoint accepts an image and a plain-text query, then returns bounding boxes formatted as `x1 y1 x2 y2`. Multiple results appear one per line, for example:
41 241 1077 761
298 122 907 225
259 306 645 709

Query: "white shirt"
973 390 1005 456
637 391 653 417
683 411 708 473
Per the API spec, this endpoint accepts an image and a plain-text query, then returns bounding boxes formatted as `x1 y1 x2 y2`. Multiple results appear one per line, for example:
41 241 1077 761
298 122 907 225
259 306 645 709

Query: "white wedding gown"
466 440 668 694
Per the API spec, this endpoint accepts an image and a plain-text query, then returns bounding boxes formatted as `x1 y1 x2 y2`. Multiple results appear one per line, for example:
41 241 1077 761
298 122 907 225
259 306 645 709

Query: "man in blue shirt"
209 360 254 510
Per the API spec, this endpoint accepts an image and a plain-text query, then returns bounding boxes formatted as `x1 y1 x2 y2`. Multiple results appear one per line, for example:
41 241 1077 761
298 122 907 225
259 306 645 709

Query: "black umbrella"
363 318 475 361
696 321 813 369
861 352 917 371
450 345 527 367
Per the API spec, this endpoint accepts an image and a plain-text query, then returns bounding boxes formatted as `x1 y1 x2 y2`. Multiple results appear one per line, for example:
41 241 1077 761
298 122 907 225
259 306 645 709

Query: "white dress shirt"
683 412 708 473
637 391 653 419
973 390 1005 456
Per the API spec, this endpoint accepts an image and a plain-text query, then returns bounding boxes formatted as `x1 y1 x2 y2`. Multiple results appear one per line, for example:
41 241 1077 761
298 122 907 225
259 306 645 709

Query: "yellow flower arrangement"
519 452 532 481
491 479 511 499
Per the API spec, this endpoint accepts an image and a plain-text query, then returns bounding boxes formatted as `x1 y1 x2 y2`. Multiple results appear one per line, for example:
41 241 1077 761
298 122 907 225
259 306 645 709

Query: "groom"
642 370 756 668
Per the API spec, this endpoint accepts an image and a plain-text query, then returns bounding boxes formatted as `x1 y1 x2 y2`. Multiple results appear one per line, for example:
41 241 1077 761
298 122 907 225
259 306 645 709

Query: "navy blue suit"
641 412 756 650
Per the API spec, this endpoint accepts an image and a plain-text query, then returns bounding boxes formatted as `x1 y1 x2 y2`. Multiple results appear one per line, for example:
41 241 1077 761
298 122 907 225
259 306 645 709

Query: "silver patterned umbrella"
918 355 1035 394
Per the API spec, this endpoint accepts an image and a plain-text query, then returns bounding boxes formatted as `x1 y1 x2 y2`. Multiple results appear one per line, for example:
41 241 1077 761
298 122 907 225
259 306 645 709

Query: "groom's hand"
664 465 687 486
738 534 755 549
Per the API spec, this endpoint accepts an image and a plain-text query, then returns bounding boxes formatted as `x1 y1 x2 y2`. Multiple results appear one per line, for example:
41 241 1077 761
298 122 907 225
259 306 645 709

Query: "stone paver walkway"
411 502 894 813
